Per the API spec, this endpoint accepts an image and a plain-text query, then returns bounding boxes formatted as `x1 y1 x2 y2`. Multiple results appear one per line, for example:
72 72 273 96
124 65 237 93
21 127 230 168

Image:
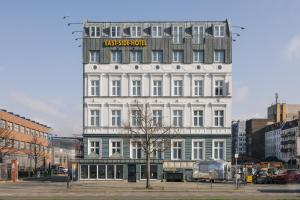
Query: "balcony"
281 140 295 145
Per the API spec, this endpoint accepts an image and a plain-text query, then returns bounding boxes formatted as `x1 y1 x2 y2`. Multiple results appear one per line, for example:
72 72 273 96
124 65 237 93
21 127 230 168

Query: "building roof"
0 108 51 129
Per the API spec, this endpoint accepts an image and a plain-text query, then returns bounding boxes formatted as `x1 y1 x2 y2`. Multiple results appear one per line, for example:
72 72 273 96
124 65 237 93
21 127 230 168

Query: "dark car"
272 169 300 184
253 170 272 184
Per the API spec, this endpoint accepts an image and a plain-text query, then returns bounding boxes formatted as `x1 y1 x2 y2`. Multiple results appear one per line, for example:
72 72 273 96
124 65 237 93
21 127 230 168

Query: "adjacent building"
245 118 273 160
232 120 246 156
80 19 232 181
0 109 51 171
265 113 300 163
268 103 300 123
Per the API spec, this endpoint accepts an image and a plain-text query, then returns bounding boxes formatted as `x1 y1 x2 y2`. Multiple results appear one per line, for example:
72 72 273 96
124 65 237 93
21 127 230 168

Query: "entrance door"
128 164 136 182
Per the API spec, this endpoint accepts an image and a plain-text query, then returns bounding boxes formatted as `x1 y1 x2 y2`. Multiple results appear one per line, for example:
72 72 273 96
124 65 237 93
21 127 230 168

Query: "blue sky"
1 0 300 136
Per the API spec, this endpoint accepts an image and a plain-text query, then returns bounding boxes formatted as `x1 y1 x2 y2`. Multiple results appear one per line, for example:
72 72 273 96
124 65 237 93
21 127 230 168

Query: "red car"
272 169 300 184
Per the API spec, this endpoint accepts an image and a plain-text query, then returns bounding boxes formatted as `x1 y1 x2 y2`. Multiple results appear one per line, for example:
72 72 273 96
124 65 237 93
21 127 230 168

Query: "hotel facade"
79 19 232 181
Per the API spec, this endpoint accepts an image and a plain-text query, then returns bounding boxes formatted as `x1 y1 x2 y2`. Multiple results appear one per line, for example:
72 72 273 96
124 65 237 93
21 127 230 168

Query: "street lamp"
235 153 239 190
68 22 83 27
72 31 83 34
233 25 245 30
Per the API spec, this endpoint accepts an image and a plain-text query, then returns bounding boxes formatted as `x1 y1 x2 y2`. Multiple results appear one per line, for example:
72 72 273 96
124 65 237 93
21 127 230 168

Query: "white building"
265 118 300 163
79 20 233 181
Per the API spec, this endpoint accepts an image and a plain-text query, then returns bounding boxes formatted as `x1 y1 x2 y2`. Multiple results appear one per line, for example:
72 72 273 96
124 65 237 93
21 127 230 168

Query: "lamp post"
232 25 245 30
67 22 83 26
235 153 239 190
72 31 83 34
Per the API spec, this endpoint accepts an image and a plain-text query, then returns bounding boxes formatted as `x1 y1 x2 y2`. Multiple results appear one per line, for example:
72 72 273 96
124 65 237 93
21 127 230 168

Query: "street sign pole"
235 153 239 190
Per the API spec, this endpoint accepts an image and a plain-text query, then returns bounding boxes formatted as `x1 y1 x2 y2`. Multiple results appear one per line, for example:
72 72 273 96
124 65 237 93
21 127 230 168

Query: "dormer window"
111 26 121 37
193 26 204 44
172 26 184 44
131 26 142 37
214 25 225 37
152 26 162 37
89 26 100 37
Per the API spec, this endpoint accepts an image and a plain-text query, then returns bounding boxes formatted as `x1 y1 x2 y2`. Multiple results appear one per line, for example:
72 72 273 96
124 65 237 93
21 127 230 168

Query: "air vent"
135 65 139 70
156 65 160 70
176 65 181 70
115 65 119 70
218 65 222 70
93 65 97 70
197 65 201 70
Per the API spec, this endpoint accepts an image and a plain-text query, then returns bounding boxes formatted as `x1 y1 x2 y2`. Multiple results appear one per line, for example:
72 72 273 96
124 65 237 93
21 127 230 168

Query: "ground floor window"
141 165 158 179
80 165 88 179
90 165 97 179
107 165 115 179
80 164 123 180
98 165 106 179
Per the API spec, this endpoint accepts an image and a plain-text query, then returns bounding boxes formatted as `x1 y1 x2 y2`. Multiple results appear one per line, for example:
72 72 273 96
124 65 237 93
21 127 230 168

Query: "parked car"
253 169 273 184
58 167 68 174
272 169 300 184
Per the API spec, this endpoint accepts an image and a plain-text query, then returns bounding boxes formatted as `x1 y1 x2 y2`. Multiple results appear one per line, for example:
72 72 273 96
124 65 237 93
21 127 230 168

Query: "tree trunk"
146 151 151 189
34 156 37 172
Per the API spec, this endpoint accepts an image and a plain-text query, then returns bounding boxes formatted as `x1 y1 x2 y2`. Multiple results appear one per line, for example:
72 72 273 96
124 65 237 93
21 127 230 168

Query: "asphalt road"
0 181 299 200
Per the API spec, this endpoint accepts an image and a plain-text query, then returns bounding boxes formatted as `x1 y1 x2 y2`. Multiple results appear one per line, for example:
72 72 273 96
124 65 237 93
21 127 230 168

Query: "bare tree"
123 102 179 189
28 135 48 172
0 127 16 163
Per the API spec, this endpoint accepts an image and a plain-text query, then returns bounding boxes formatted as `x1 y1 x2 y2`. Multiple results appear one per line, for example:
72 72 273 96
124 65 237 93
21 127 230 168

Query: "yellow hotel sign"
103 39 147 47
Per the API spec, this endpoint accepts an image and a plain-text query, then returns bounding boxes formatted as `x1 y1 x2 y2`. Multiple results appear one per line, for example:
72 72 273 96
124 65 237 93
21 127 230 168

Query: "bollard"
67 176 70 189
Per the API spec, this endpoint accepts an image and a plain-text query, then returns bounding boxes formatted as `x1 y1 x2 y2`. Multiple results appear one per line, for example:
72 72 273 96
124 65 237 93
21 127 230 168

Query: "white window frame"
111 50 122 63
193 50 204 63
172 110 183 127
130 50 142 63
90 109 100 127
214 25 225 37
151 140 164 159
7 122 12 131
131 26 142 37
111 26 121 38
172 50 183 63
152 50 163 63
215 80 224 96
214 110 224 127
153 80 162 96
88 138 102 157
89 26 100 37
89 51 100 63
214 50 225 63
192 139 205 160
112 80 121 96
152 110 162 127
172 26 183 44
20 126 25 134
193 110 204 127
173 80 183 96
212 139 226 160
131 110 142 127
90 80 99 96
152 26 163 37
130 140 144 159
194 80 203 96
171 139 184 160
132 80 141 96
111 110 121 127
0 120 5 128
193 25 204 44
109 139 123 157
